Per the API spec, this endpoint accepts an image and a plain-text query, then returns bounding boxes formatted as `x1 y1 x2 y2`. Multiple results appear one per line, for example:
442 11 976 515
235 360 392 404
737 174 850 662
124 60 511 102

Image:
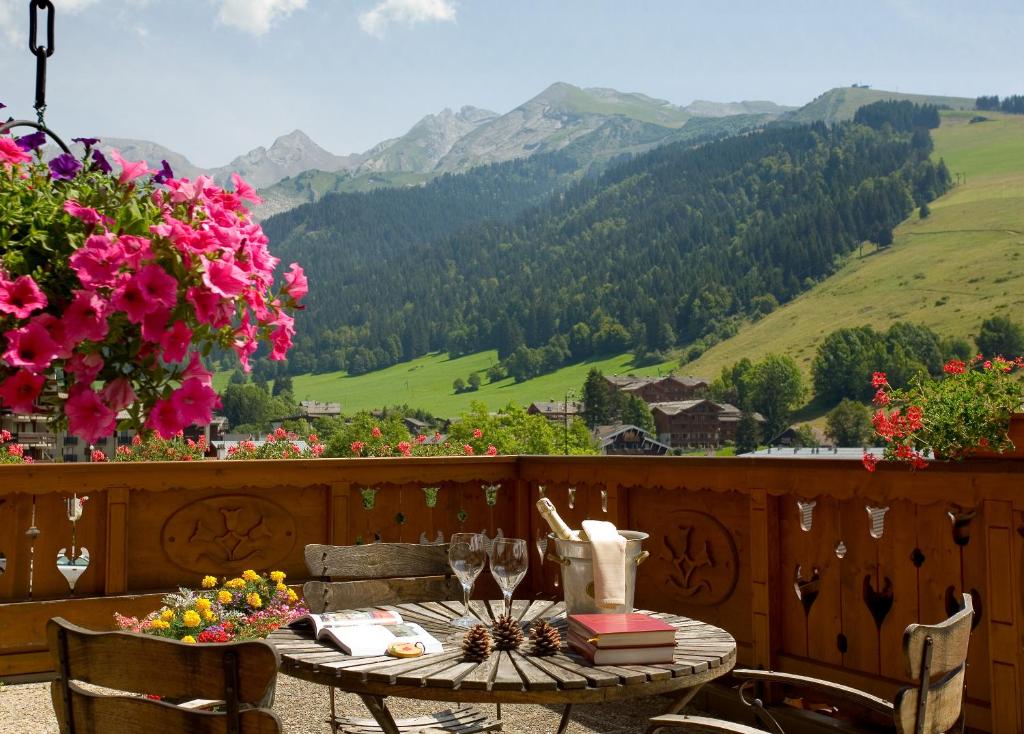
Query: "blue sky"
1 0 1021 167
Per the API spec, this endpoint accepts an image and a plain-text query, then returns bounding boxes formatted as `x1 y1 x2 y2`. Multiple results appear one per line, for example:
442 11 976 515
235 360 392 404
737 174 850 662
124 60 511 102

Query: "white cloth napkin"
582 520 627 608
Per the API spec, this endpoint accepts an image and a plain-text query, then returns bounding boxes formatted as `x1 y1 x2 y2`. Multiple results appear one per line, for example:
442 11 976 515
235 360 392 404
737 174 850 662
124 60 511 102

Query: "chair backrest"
302 542 460 613
47 617 281 734
893 593 974 734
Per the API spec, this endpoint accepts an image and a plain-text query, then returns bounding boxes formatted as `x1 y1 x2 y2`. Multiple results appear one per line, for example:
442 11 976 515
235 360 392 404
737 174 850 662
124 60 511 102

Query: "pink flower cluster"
0 144 306 444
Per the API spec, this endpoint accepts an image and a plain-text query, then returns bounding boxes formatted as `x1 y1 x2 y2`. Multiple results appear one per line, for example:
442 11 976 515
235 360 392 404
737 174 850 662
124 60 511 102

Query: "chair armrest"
732 669 893 719
648 715 766 734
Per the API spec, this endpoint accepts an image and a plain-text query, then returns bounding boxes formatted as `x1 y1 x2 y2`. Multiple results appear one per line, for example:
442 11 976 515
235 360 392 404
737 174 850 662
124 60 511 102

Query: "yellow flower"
246 592 262 609
195 598 212 613
201 575 218 589
276 583 288 593
160 609 175 622
181 635 196 644
218 590 233 604
202 610 215 622
242 569 260 582
150 619 170 630
182 610 201 628
226 578 245 589
287 589 298 603
270 571 286 583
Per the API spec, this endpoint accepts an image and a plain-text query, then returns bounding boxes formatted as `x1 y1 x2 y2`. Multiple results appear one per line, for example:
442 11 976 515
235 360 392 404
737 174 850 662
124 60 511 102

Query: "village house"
650 400 765 448
527 401 583 423
604 374 709 404
593 424 671 455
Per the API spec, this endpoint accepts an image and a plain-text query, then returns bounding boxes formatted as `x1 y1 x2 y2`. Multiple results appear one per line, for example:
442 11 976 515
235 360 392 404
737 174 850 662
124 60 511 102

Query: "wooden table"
268 599 737 734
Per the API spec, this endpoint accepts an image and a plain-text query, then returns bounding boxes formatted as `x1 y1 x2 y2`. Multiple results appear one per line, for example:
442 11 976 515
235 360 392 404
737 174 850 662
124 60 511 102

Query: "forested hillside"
264 107 949 379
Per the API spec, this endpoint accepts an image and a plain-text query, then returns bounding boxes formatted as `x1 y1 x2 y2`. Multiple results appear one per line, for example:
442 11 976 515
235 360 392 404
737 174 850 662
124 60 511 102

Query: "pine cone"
462 624 493 662
492 615 524 651
529 619 561 656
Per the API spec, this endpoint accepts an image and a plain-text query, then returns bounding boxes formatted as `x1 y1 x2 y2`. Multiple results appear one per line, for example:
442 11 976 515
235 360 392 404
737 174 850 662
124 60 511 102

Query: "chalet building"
650 400 765 448
593 424 670 456
772 425 831 448
604 375 709 404
403 416 430 434
527 401 583 423
0 410 58 462
298 400 342 419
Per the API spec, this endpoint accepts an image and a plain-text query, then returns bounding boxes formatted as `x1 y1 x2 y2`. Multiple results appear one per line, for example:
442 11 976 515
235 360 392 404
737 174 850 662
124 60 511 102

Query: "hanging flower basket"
0 130 306 442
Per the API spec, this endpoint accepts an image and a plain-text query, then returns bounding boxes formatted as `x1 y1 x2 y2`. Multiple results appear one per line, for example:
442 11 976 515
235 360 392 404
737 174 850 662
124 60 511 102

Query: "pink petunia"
0 370 46 412
140 308 170 344
63 290 109 343
109 149 154 184
181 351 213 387
64 352 105 383
0 274 48 319
65 386 117 444
100 377 137 413
202 258 249 297
160 321 193 363
283 263 308 301
63 200 103 225
231 172 263 205
2 320 61 372
171 378 220 427
69 234 122 287
0 137 32 165
112 265 176 323
147 398 184 439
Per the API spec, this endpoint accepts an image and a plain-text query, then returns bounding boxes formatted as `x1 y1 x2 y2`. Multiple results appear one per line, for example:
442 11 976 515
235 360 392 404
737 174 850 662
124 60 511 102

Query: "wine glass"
448 532 487 628
489 538 529 618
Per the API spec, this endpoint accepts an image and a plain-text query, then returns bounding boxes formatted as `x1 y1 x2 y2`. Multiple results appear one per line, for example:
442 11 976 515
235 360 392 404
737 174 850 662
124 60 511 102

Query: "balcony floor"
0 675 667 733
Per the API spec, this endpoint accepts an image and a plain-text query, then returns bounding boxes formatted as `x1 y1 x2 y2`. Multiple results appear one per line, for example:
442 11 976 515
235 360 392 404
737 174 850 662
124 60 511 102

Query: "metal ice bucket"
547 531 649 614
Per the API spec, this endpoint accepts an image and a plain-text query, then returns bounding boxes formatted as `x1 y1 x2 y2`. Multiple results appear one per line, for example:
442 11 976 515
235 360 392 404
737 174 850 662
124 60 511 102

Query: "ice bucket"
547 531 649 614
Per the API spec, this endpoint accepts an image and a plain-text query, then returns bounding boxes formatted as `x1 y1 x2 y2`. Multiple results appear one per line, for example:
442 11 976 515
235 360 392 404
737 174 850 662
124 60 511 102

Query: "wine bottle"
536 497 579 540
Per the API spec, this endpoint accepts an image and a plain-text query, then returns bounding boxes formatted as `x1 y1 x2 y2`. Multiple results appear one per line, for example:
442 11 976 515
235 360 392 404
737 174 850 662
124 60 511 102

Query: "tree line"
258 102 950 381
976 95 1024 114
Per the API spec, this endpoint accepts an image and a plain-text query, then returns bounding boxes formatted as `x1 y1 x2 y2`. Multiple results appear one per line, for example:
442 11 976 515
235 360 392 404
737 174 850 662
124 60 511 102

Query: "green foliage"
446 402 597 456
323 412 410 457
747 354 806 440
225 428 325 459
976 316 1024 359
581 368 615 428
825 399 873 447
111 434 207 462
262 120 948 379
919 202 930 219
792 425 820 448
853 100 941 131
871 356 1024 466
467 373 482 391
271 375 294 397
620 394 655 433
452 377 467 393
710 358 754 409
734 412 760 455
812 323 943 404
219 383 297 430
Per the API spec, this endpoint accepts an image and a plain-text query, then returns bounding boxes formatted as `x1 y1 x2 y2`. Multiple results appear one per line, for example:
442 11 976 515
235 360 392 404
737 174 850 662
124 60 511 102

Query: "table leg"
358 693 401 734
664 685 703 716
555 704 573 734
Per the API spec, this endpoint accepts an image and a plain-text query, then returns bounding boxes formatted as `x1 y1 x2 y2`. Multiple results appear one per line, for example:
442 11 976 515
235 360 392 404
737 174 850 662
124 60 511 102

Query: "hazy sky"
1 0 1021 167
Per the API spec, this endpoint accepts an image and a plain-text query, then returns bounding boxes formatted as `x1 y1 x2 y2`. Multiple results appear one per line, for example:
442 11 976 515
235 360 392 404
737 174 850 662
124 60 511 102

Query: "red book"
567 613 676 648
567 632 676 665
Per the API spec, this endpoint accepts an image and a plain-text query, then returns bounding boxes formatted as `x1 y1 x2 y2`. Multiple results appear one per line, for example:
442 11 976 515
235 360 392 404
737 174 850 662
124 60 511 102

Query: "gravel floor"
0 676 667 733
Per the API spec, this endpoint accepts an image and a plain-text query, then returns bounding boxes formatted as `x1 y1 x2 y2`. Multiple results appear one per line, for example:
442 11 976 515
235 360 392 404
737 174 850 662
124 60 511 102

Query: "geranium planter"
968 412 1024 459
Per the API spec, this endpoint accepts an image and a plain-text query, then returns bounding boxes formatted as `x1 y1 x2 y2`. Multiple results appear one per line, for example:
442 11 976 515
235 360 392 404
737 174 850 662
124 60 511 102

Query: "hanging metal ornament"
537 485 546 499
56 494 90 592
834 541 847 559
422 486 439 508
866 506 889 539
0 551 6 577
567 487 576 510
796 500 816 532
482 483 501 507
600 489 608 513
25 497 40 598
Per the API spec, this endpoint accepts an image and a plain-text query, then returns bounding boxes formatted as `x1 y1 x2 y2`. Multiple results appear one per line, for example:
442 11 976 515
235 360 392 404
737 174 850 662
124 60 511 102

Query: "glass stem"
503 592 512 618
463 583 472 618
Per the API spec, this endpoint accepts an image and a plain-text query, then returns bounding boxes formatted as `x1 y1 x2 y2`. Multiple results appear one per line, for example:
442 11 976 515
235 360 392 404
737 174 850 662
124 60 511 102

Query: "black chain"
28 0 55 124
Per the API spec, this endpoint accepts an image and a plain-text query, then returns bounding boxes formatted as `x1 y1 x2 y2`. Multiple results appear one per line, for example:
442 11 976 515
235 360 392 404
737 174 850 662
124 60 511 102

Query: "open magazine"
290 610 443 657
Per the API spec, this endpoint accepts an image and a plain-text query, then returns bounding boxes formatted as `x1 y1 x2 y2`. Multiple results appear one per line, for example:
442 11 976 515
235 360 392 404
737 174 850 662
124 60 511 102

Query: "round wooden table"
269 599 737 734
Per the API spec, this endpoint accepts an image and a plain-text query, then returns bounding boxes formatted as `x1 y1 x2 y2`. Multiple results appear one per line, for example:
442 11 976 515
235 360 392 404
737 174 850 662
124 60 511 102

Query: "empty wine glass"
448 532 487 628
489 538 529 618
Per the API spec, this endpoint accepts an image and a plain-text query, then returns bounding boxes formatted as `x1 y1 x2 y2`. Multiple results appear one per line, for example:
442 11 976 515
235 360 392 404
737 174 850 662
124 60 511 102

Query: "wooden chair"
647 593 973 734
303 542 502 734
47 616 281 734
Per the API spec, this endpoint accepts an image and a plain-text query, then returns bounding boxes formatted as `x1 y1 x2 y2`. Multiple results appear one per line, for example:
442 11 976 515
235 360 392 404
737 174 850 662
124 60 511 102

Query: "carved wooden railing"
1 456 1022 732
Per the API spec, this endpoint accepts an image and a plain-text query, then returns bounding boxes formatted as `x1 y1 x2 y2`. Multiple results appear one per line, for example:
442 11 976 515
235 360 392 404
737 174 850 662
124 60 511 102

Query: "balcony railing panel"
0 455 1022 732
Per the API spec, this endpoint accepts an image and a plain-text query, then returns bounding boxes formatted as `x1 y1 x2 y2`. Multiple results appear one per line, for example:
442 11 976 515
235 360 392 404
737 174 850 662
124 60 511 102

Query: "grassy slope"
218 351 677 417
685 110 1024 383
787 87 975 124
